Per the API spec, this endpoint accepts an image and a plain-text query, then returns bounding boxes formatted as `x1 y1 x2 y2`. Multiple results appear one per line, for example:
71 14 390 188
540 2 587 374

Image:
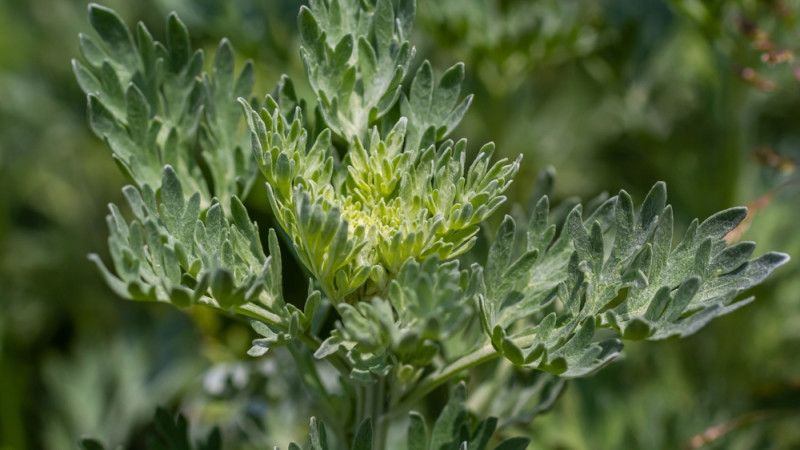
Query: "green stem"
287 342 333 406
390 342 499 417
355 384 365 438
374 376 388 450
236 302 284 327
391 334 537 418
351 376 390 449
362 382 375 439
234 303 351 377
286 342 349 445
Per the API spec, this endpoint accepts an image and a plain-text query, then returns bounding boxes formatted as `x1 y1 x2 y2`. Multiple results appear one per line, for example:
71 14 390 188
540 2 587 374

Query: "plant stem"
362 382 375 443
286 342 348 444
374 376 388 450
234 302 351 377
355 384 365 439
351 376 391 449
390 334 537 418
236 302 284 327
390 341 499 417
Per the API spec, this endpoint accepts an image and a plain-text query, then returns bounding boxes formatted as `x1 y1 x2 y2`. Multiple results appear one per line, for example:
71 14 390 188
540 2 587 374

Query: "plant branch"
235 302 285 327
374 376 388 450
390 342 497 417
234 302 352 377
390 334 540 417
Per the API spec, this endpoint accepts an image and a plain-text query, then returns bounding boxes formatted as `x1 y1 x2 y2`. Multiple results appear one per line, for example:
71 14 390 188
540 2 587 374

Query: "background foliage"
1 0 798 448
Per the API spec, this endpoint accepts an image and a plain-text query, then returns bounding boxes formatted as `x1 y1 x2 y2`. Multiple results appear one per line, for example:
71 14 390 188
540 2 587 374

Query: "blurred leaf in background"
0 0 798 448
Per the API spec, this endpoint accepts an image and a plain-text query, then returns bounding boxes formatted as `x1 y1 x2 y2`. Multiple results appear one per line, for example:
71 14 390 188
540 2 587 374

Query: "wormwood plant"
74 1 789 448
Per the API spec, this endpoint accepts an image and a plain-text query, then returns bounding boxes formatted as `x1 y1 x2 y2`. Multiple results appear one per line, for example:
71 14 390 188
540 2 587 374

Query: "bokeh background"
1 0 798 448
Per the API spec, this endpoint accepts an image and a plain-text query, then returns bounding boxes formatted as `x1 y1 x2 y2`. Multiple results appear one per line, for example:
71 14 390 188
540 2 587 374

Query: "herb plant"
74 1 789 448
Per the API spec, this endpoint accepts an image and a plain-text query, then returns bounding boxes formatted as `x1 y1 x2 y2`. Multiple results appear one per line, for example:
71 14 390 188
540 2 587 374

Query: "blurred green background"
1 0 798 448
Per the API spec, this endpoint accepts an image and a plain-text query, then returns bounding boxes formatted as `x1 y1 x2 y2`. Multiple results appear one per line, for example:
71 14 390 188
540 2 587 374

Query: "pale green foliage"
478 170 788 377
270 384 530 450
74 5 257 209
299 0 414 142
401 61 473 153
314 257 475 381
241 65 518 303
403 383 531 450
89 166 279 312
75 0 789 448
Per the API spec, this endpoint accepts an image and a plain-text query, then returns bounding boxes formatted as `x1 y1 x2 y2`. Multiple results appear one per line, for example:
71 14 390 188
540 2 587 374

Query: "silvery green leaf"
482 169 787 377
199 39 259 205
299 0 414 142
77 6 256 209
351 418 373 450
402 61 473 152
248 319 289 356
407 411 428 450
91 167 283 323
309 417 329 450
88 4 137 69
430 382 467 450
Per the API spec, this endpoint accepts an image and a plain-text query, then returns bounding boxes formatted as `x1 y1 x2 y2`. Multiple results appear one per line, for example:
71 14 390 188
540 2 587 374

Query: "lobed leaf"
77 6 257 209
300 0 414 142
480 169 788 377
90 167 286 326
